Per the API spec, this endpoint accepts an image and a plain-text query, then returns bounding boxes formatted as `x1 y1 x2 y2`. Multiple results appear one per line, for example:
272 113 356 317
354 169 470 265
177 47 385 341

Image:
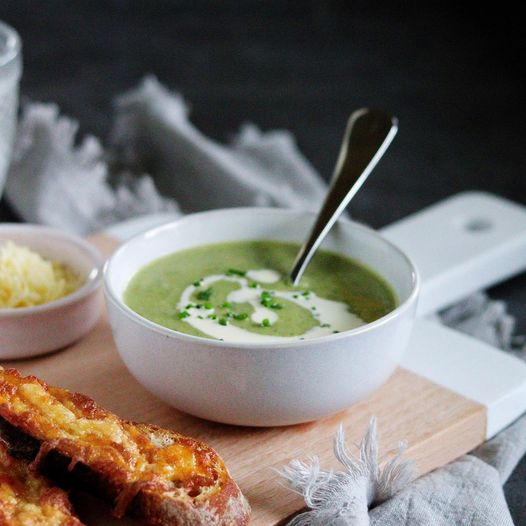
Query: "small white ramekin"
0 224 103 359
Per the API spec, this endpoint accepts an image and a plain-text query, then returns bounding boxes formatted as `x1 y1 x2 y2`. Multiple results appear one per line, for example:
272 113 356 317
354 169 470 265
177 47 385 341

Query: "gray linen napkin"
280 294 526 526
3 77 525 525
369 406 526 526
369 294 526 526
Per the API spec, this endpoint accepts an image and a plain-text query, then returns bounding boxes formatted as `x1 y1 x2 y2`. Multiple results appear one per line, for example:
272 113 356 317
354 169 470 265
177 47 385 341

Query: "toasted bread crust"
0 440 83 526
0 369 250 526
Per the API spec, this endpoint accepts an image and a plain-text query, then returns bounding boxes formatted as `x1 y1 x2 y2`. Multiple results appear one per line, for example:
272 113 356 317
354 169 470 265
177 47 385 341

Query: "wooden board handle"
403 319 526 439
381 192 526 316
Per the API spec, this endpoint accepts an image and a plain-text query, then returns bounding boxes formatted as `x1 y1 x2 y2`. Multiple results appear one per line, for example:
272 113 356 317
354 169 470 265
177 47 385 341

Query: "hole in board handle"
465 217 493 233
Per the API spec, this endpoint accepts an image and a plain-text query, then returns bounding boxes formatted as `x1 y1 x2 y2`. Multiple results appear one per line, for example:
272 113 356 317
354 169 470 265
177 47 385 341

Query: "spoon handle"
289 108 398 285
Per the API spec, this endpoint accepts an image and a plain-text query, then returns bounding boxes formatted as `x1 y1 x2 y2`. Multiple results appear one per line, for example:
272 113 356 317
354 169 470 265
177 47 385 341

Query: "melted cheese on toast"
0 369 227 507
0 441 83 526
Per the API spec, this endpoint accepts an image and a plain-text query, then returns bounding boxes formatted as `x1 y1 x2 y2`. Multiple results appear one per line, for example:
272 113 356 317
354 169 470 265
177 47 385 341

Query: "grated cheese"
0 241 83 309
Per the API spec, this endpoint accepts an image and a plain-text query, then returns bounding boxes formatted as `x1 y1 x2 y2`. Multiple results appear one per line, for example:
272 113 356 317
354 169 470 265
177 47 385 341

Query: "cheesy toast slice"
0 368 250 526
0 440 83 526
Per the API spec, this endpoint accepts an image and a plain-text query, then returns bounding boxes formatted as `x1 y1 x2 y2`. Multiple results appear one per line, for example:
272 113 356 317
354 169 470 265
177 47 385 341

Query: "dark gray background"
1 1 525 522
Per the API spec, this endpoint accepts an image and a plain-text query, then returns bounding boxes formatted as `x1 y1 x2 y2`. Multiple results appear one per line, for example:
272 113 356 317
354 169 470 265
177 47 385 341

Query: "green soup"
124 240 397 342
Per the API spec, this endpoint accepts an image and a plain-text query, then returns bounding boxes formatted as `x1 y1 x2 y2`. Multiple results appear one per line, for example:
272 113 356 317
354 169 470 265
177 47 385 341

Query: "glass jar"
0 20 22 198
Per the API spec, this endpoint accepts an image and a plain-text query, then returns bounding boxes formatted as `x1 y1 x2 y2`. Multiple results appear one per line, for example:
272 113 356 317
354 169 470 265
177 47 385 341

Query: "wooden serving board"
3 234 493 525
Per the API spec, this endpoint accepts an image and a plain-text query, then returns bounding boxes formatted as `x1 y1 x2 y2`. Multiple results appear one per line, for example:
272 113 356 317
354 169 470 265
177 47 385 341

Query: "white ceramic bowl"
104 208 419 426
0 224 103 359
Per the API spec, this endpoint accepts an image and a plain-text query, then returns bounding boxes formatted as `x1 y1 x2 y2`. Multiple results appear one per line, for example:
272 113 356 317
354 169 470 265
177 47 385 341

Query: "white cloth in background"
4 76 526 525
5 76 326 234
112 76 327 214
4 101 179 234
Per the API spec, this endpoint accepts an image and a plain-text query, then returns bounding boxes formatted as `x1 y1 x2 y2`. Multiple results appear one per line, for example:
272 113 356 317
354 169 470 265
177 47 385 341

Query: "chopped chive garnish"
197 287 213 300
178 311 190 319
198 315 204 320
219 318 228 326
221 301 233 309
193 279 202 287
207 314 217 320
234 313 248 321
227 269 246 276
262 318 270 327
260 291 275 307
249 282 258 288
311 306 316 310
185 303 194 309
321 323 331 328
271 303 283 309
204 302 213 310
293 294 299 299
302 290 311 297
333 330 340 334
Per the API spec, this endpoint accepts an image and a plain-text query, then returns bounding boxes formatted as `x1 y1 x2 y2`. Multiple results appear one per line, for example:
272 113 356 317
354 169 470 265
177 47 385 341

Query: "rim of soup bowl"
104 207 420 350
0 224 103 318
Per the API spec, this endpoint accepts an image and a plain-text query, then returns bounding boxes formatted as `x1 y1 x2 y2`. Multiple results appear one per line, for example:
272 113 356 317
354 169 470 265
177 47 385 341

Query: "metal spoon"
289 108 398 285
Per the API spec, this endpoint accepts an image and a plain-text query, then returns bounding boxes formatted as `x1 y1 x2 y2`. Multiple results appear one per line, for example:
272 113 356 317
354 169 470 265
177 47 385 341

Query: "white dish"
0 224 103 359
104 208 419 426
